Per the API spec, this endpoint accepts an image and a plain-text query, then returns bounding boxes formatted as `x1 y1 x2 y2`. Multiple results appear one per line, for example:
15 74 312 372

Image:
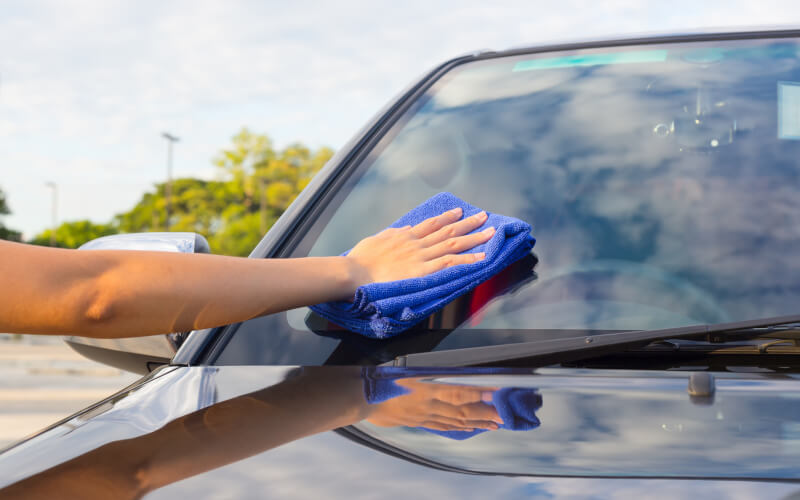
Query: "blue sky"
2 0 800 238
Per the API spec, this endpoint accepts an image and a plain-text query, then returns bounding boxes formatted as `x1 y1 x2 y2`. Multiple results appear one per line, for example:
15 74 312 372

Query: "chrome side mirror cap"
78 232 210 254
63 232 211 374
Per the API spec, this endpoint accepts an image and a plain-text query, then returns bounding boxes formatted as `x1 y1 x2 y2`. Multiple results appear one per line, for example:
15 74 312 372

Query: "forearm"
90 252 359 338
1 242 359 338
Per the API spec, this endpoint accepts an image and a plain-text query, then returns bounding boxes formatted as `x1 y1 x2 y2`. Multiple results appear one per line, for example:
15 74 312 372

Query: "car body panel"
1 366 799 498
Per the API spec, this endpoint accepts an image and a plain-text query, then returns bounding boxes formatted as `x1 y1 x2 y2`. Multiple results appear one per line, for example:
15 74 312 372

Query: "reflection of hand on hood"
362 367 542 440
0 367 369 500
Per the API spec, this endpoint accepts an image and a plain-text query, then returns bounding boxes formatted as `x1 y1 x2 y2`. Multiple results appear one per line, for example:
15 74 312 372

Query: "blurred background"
2 0 800 446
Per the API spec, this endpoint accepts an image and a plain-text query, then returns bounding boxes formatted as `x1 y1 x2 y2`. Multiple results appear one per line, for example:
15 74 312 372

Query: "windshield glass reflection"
223 38 800 364
299 39 800 334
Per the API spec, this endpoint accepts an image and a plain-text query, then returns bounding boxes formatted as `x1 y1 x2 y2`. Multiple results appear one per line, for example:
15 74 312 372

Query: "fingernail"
475 252 486 261
483 226 495 235
481 391 493 403
449 207 463 216
475 211 487 220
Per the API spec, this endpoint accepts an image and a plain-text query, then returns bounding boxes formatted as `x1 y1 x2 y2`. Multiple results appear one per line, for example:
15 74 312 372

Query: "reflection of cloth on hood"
310 192 535 338
362 367 542 440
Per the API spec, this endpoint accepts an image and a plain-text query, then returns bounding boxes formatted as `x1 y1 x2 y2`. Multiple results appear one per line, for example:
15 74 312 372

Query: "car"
2 28 800 499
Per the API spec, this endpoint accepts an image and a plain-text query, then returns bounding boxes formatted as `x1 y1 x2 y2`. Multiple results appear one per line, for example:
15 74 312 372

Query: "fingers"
420 211 488 246
419 421 493 432
418 421 475 432
456 401 504 424
426 400 504 426
420 385 490 406
410 207 463 238
422 251 486 275
424 227 495 260
422 414 500 431
432 389 485 406
347 205 497 286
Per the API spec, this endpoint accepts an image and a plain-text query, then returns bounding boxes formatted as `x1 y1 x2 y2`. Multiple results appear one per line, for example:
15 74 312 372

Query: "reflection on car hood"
0 366 799 499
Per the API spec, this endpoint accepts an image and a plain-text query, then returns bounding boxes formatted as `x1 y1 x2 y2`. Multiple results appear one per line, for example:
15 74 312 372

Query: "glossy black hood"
1 365 800 499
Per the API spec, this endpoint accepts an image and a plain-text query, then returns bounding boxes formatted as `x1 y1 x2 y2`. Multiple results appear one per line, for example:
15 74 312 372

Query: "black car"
3 28 800 499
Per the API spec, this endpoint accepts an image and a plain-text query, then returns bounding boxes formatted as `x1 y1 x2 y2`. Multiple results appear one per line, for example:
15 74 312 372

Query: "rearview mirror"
63 232 211 374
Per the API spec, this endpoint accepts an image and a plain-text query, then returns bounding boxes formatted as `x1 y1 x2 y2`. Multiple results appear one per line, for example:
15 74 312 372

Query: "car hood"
1 365 799 499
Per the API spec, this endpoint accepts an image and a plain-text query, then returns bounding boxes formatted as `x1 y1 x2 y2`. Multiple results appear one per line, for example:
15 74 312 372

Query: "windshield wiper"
388 314 800 367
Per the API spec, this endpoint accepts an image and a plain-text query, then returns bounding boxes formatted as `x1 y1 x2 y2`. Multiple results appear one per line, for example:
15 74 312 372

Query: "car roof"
454 25 800 62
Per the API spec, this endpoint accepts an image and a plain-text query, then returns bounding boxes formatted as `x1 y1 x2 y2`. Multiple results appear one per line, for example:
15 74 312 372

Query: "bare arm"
0 208 492 338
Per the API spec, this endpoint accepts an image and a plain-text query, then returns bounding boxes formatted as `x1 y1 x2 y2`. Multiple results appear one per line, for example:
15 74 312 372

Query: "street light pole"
44 182 57 246
161 132 180 230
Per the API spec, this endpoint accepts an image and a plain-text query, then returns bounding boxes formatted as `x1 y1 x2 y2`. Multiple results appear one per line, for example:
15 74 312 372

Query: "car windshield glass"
216 37 800 365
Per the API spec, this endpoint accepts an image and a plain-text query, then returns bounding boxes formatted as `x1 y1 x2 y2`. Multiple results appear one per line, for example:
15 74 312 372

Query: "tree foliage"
29 129 333 256
0 187 22 242
205 128 333 255
29 220 118 248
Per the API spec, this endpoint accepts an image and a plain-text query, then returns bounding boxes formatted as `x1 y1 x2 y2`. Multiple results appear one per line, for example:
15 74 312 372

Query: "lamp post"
44 182 57 246
161 132 180 230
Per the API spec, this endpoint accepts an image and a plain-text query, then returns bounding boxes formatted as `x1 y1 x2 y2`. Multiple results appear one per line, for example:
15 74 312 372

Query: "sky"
1 0 800 238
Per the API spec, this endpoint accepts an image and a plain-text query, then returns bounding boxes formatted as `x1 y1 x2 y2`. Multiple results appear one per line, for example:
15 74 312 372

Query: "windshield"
216 37 800 365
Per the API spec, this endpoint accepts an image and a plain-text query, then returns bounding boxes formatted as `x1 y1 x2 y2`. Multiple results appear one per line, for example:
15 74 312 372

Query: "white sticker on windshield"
778 81 800 140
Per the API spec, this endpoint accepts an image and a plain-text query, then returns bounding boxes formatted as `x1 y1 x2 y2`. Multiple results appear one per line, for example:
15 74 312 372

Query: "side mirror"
63 232 211 375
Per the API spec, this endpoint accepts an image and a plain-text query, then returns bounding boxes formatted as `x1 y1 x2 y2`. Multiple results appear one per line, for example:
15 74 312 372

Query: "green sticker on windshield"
513 50 668 72
778 81 800 140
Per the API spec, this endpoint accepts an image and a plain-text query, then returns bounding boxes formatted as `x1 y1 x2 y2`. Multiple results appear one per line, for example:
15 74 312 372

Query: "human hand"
346 208 494 288
366 378 503 433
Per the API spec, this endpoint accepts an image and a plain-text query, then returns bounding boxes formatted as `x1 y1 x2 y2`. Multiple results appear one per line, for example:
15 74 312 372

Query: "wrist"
341 256 372 297
334 256 370 301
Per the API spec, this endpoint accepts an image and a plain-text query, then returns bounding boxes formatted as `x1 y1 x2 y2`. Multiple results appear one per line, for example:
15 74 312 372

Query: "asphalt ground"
0 336 140 449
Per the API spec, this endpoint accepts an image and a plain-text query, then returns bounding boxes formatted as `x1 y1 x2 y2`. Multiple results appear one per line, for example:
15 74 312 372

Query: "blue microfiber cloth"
310 192 535 338
362 367 542 440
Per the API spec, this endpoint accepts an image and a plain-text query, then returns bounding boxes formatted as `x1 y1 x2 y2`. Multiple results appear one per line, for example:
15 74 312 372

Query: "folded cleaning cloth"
362 367 542 440
310 192 535 338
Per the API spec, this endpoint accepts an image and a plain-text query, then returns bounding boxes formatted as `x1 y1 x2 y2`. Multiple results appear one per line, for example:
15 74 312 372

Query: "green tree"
115 178 240 236
30 220 118 248
0 186 22 242
213 127 275 207
22 130 333 256
208 128 333 255
211 210 267 257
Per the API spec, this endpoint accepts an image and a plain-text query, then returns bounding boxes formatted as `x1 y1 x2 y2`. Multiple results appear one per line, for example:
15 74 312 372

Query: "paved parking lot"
0 337 140 449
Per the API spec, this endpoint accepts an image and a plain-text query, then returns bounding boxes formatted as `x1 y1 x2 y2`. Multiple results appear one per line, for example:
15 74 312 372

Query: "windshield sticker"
512 50 668 72
778 81 800 140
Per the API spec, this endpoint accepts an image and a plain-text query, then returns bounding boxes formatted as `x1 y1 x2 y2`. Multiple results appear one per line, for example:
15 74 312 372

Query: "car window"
216 37 800 365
